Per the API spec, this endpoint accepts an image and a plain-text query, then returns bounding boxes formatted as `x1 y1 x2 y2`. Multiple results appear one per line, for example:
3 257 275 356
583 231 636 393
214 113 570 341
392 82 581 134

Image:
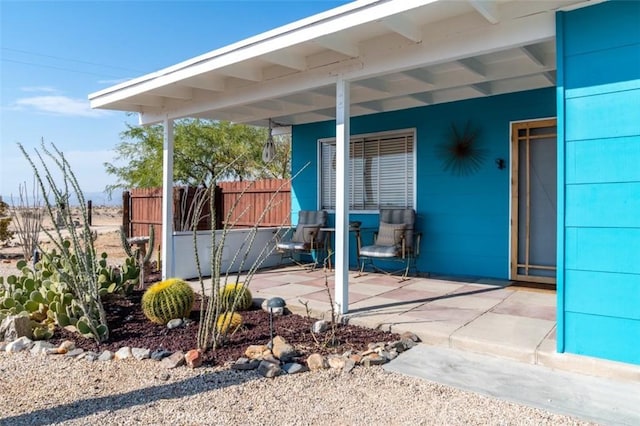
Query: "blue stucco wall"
292 87 555 278
557 1 640 364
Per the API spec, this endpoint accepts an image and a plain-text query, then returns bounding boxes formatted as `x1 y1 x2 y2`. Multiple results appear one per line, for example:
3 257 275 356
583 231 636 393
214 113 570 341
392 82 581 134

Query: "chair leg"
358 256 414 282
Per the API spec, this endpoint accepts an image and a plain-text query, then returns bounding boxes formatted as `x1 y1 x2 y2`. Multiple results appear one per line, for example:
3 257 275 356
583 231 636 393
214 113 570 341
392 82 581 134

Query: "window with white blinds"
319 129 414 211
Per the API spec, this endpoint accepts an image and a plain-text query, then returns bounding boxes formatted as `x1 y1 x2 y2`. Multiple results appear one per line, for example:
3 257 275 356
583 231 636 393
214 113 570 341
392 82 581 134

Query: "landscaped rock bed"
2 289 419 377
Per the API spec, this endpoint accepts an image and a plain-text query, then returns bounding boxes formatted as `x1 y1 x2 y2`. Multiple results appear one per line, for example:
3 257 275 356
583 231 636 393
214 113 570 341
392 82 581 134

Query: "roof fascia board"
138 9 555 125
90 0 440 107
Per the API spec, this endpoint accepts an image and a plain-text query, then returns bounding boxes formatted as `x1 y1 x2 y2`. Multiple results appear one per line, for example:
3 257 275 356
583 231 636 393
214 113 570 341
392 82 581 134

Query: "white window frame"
317 128 416 213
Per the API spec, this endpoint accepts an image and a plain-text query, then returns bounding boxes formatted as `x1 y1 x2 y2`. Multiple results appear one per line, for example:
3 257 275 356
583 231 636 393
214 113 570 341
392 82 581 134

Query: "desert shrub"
141 278 195 324
219 283 253 311
0 201 13 245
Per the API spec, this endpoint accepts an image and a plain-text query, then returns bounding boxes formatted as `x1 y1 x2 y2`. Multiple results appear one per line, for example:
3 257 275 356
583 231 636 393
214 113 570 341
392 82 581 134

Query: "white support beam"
182 75 226 92
334 78 350 315
315 34 359 58
468 0 500 24
262 51 307 71
133 94 165 108
280 92 315 106
150 85 193 100
520 45 546 67
458 58 486 77
410 92 433 104
309 107 336 119
161 117 175 280
470 82 492 95
402 69 435 85
355 77 390 93
357 99 385 112
542 71 556 85
218 65 263 82
382 14 422 43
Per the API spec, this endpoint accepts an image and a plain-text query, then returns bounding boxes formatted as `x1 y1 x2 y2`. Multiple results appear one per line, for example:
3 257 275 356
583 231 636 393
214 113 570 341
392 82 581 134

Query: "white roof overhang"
89 0 602 127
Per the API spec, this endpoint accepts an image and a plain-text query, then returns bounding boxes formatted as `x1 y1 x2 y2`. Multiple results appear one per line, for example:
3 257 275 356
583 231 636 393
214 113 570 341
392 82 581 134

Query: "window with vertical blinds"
319 129 414 211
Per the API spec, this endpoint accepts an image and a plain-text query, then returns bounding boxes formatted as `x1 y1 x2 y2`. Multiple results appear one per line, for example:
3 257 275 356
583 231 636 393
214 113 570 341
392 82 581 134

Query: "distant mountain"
1 191 123 207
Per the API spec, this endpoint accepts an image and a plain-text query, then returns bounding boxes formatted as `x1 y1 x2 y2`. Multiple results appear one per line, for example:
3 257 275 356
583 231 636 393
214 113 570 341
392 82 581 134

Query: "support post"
161 117 175 279
334 78 350 315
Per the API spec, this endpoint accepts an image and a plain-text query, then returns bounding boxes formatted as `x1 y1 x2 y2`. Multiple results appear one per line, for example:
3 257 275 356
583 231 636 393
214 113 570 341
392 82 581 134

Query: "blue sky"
0 0 349 203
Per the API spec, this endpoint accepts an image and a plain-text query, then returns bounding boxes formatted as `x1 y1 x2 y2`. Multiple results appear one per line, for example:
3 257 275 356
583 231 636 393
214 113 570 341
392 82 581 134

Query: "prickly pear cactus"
219 283 253 311
216 312 243 334
141 278 194 325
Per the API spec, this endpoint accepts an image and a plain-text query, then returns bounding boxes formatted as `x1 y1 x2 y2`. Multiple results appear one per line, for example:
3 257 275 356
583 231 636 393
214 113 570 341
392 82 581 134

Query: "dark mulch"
49 283 399 367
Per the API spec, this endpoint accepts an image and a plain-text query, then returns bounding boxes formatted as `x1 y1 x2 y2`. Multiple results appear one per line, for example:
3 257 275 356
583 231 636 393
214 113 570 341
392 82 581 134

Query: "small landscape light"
267 297 286 346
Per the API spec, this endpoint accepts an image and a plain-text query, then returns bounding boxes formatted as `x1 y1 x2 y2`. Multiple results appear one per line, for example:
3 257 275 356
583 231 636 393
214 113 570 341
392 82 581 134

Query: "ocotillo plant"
9 180 44 261
17 141 109 343
190 161 308 352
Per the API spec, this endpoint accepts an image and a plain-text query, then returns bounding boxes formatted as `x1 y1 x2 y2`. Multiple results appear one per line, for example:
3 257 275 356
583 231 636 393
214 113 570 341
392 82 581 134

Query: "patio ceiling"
89 0 599 128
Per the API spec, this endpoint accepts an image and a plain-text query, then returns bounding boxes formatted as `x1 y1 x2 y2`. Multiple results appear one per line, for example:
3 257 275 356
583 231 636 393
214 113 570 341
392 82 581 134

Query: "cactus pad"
141 278 195 325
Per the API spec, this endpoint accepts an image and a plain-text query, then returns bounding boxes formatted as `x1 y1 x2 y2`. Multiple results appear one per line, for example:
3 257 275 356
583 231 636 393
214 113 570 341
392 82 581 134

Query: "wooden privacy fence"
122 179 291 239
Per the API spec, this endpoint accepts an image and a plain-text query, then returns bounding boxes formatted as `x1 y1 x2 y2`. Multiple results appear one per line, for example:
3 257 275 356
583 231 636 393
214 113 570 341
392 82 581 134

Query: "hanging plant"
437 121 486 176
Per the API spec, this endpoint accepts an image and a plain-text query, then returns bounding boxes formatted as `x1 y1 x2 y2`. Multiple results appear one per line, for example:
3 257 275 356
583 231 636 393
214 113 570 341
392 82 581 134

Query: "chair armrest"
355 227 378 249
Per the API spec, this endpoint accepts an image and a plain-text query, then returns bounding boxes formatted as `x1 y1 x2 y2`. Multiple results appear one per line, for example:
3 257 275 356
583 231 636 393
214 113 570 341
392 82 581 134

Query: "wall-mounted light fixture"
262 119 276 163
495 158 506 170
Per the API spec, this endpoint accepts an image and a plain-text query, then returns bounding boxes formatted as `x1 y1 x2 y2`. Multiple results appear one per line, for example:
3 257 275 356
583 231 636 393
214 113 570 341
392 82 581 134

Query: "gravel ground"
0 351 594 426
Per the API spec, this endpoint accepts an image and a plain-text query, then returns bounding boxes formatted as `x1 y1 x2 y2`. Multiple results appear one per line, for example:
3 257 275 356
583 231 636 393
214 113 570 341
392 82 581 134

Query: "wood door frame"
510 118 557 285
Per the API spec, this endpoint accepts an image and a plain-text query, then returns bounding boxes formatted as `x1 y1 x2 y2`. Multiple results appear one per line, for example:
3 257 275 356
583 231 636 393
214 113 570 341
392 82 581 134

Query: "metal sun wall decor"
437 121 486 176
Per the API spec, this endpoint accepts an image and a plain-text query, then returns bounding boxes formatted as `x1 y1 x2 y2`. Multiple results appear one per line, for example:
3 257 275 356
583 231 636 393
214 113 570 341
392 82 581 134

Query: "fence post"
122 191 130 238
87 200 92 226
214 185 223 230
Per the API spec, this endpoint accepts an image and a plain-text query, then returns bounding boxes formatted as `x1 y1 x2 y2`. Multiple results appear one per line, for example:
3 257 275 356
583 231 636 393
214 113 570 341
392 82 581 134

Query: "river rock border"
1 330 420 378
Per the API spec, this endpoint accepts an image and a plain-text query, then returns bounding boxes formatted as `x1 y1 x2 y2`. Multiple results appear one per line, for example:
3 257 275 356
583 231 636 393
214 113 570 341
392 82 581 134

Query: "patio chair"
276 210 328 270
356 208 420 281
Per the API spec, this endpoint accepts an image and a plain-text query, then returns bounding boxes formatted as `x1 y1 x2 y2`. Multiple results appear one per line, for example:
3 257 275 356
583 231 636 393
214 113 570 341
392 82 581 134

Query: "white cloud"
13 95 111 118
20 86 59 93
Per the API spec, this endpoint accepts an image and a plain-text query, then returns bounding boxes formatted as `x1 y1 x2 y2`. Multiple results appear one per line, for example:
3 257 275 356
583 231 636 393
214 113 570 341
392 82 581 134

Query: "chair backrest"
378 208 415 249
292 210 327 244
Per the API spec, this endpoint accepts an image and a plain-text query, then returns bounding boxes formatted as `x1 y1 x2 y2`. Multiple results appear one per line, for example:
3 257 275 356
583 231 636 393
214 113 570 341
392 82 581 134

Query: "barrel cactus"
219 283 253 311
216 312 243 334
141 278 195 325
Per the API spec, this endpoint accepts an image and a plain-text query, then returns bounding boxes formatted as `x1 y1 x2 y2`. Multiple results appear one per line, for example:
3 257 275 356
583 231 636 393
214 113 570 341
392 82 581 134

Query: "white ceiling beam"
315 35 359 57
182 75 226 92
217 65 263 82
410 92 433 104
356 100 385 112
542 71 556 85
91 0 440 106
402 69 435 85
132 94 165 108
279 92 315 106
137 11 556 124
249 99 286 112
457 58 486 77
520 45 546 67
355 77 390 93
309 107 336 119
150 85 193 100
381 14 422 43
262 51 307 71
468 0 500 24
470 82 492 96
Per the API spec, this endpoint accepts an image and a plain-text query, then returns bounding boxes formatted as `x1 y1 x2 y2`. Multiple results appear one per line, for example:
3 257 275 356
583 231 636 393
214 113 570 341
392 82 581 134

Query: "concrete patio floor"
239 265 640 383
